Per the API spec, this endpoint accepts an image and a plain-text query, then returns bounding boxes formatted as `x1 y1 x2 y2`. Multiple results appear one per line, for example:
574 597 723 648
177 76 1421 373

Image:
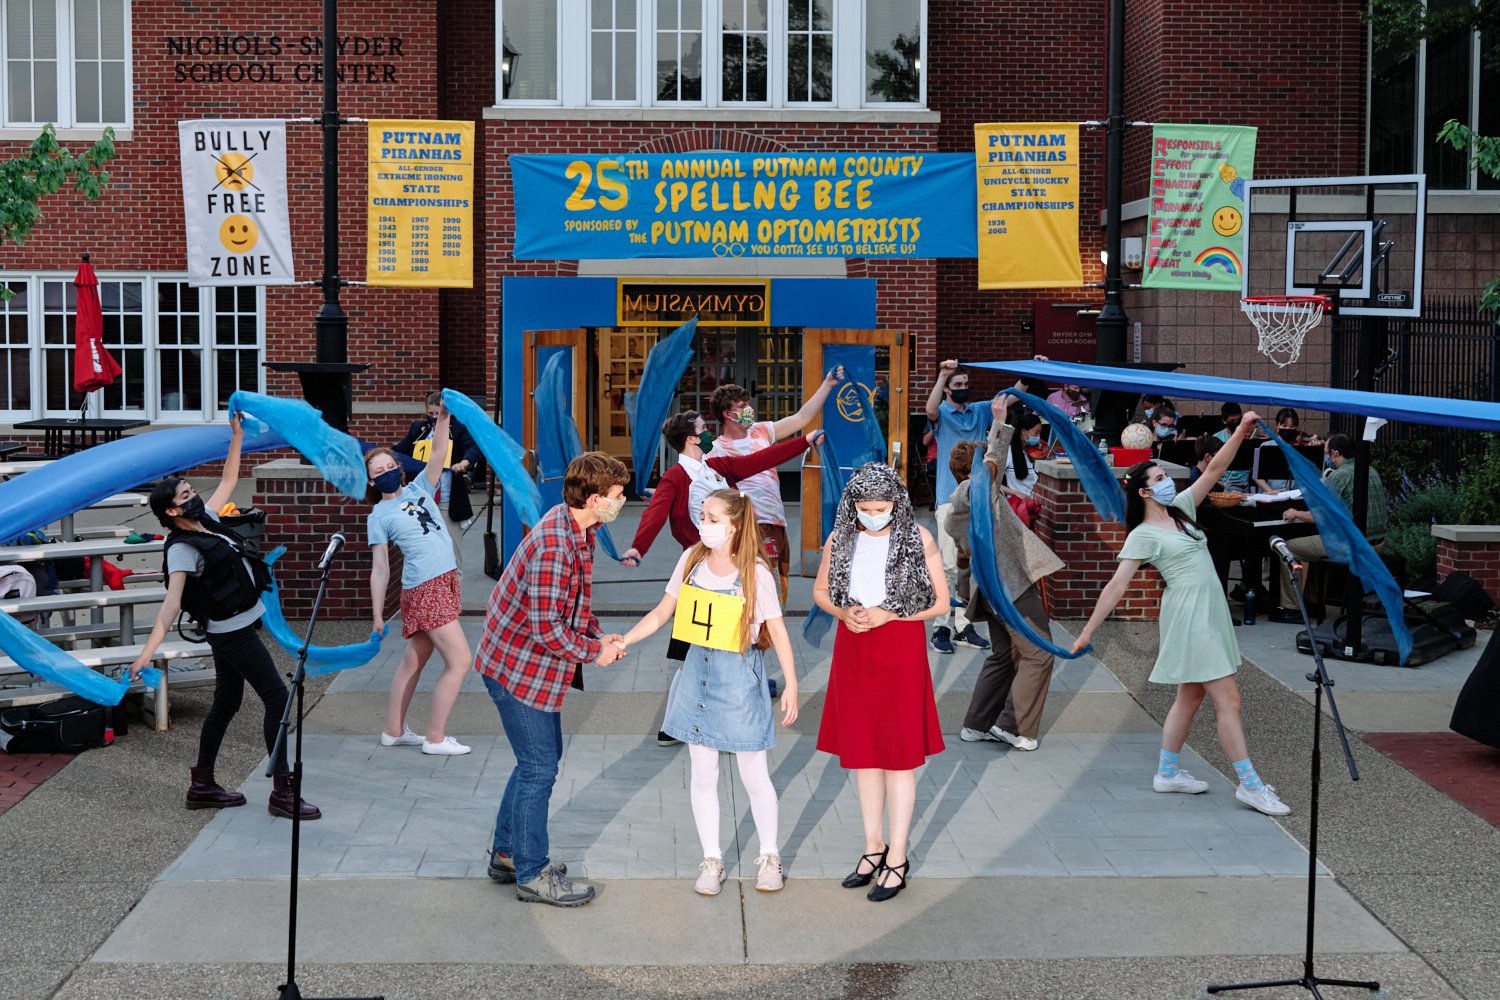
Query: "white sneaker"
992 727 1039 751
695 856 726 896
421 736 472 756
959 727 1000 743
1153 770 1210 794
1236 782 1292 816
379 725 423 747
754 854 784 892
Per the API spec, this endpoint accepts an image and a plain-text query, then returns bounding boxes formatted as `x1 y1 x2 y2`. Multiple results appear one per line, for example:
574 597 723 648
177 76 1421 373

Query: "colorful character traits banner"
366 120 475 287
509 153 978 260
178 119 295 286
1141 124 1258 291
973 123 1082 290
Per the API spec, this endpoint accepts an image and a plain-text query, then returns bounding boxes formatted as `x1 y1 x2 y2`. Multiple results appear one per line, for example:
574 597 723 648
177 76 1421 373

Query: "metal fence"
1331 296 1499 479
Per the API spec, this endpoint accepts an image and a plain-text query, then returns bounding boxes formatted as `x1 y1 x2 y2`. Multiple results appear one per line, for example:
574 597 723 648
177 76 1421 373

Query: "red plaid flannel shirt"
474 503 603 711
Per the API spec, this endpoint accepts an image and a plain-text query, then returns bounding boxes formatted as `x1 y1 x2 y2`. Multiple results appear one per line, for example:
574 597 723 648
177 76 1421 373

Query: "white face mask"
857 510 893 531
594 494 626 523
698 523 732 550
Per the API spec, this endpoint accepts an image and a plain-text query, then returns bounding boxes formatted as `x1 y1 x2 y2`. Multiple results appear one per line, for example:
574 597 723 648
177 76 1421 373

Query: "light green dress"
1117 490 1240 685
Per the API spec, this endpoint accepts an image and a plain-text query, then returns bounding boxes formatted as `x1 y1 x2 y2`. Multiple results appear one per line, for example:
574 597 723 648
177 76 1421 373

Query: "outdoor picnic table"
13 417 149 457
0 442 23 459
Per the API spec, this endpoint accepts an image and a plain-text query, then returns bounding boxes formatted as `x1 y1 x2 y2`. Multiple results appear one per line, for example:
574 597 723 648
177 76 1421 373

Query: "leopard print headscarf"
826 462 935 617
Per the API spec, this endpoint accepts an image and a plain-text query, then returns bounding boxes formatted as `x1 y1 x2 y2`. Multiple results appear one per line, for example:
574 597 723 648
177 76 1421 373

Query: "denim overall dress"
661 565 775 753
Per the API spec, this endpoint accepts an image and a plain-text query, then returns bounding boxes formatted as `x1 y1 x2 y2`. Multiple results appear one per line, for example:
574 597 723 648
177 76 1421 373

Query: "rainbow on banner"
1194 246 1242 274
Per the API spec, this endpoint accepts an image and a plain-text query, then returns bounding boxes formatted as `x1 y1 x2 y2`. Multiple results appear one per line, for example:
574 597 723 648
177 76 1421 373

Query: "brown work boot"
185 766 246 810
268 772 322 820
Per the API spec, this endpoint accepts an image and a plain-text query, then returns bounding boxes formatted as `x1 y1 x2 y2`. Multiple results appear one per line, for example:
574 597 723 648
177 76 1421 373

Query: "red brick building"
1 1 1495 556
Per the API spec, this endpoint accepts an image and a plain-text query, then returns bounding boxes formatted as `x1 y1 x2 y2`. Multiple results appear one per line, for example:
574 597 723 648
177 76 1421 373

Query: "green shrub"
1385 477 1466 581
1384 522 1441 582
1459 434 1500 525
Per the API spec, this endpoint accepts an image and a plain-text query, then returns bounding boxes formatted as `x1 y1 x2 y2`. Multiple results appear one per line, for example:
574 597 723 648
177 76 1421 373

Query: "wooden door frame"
798 328 910 575
522 329 588 475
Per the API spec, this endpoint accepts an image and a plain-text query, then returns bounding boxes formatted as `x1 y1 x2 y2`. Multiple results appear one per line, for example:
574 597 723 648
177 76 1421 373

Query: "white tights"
687 744 780 859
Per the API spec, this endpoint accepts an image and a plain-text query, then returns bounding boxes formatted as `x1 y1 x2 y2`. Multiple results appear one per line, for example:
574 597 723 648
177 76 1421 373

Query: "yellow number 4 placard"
671 583 746 652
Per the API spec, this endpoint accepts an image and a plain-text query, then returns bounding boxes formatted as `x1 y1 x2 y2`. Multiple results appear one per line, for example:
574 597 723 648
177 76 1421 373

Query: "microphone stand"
267 545 382 1000
1206 548 1378 999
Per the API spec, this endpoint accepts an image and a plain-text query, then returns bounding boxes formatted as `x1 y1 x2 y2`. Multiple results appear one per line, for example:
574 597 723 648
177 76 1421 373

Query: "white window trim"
0 0 132 130
495 0 925 112
0 272 263 423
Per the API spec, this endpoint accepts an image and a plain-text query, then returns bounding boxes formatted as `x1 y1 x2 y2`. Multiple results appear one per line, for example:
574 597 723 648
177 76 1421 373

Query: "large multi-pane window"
0 274 263 421
1369 0 1498 191
495 0 924 109
1 0 130 128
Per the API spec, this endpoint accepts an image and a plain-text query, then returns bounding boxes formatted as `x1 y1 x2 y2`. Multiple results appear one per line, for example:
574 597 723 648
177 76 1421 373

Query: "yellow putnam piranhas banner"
670 583 747 653
178 119 295 286
367 120 474 287
973 122 1082 289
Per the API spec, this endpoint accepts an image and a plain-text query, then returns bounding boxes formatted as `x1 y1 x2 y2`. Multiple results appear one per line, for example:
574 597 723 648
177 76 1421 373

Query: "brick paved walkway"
1364 731 1500 827
0 752 71 816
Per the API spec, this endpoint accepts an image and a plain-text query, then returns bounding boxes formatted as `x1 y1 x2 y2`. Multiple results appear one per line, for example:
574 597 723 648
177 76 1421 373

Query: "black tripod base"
1207 974 1381 998
278 980 384 999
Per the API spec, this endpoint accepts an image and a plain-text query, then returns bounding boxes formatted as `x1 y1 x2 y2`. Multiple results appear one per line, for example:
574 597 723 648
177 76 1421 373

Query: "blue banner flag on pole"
442 389 544 527
630 316 698 495
967 457 1090 660
1262 422 1412 665
535 356 623 560
228 391 369 500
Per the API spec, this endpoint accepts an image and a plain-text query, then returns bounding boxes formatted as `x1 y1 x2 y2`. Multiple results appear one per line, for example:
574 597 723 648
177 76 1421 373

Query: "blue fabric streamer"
0 609 163 706
534 358 622 560
258 547 387 674
630 316 698 494
860 382 888 466
441 389 543 527
229 391 368 500
967 455 1090 660
1262 421 1412 665
1001 386 1126 525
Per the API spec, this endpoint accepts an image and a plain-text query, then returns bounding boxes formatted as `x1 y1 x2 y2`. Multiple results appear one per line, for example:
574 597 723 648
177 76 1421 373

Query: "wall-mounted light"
1121 236 1144 270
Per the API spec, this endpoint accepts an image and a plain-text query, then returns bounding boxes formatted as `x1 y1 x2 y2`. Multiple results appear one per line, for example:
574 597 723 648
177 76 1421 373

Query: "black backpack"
0 696 121 754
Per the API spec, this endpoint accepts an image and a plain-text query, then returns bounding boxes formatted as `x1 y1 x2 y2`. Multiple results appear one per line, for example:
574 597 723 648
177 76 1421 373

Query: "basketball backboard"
1241 174 1427 318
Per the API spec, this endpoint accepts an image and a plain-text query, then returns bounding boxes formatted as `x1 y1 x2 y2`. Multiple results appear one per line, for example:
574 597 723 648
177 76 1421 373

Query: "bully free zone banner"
510 152 978 260
178 119 295 286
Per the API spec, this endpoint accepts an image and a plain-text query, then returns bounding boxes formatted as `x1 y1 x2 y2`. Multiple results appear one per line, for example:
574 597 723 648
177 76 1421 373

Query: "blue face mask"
1025 435 1041 447
1323 454 1335 470
857 510 893 531
1155 424 1175 439
1151 479 1177 505
1144 407 1155 420
372 469 403 495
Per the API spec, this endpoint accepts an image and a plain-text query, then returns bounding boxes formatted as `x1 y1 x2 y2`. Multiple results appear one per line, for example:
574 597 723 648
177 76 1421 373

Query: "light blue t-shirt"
933 399 995 506
366 476 456 589
1213 427 1250 490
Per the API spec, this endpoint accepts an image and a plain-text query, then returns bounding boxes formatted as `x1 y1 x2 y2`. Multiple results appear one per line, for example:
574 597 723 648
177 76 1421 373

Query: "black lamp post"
1095 0 1129 366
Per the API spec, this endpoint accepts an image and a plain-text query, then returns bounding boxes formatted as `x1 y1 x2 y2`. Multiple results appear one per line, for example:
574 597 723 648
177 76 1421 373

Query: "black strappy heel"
867 858 909 902
841 846 887 888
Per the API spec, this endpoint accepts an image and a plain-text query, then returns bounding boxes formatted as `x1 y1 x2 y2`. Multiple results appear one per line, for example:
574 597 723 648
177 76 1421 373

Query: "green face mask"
735 407 756 428
697 430 715 452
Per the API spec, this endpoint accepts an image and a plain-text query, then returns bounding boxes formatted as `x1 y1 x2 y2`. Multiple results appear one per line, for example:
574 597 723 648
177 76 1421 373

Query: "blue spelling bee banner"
510 153 978 260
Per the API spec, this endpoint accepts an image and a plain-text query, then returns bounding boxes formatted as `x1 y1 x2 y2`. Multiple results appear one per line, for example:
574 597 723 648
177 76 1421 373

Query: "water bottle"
1243 588 1256 626
1097 438 1111 465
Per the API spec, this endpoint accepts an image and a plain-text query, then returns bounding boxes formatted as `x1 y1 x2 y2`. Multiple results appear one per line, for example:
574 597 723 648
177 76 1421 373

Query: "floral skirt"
400 569 462 638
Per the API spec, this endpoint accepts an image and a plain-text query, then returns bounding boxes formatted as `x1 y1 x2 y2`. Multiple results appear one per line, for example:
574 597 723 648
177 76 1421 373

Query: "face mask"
372 469 403 495
594 494 626 523
1025 435 1041 447
1066 389 1082 400
857 510 893 531
735 408 756 428
698 523 731 549
178 495 206 521
697 430 715 453
1324 454 1336 470
948 388 971 405
1155 424 1175 439
1144 407 1155 420
1225 420 1240 430
1151 479 1177 505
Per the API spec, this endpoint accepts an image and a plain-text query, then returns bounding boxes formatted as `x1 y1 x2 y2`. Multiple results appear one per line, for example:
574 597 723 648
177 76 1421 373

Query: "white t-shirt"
846 531 890 608
666 550 782 642
678 454 728 528
1005 451 1037 497
707 421 786 526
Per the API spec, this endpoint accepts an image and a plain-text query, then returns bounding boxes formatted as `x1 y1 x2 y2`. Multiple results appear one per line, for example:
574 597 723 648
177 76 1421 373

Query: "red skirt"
817 618 945 770
400 569 462 638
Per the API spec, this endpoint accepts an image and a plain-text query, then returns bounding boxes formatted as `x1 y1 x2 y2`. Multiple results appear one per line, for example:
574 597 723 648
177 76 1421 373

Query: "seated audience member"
1046 383 1090 420
1213 402 1253 492
1005 413 1044 498
1271 433 1389 622
1136 394 1170 424
1189 434 1226 490
1148 404 1180 451
1254 408 1305 493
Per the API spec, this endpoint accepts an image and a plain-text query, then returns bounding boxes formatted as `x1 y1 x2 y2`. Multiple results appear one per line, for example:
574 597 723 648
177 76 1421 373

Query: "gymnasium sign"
177 119 295 286
617 280 769 327
510 153 979 260
366 120 475 287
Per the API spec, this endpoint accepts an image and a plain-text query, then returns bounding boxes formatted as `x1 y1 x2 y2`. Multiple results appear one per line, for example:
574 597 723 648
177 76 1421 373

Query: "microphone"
1268 535 1302 570
317 532 346 571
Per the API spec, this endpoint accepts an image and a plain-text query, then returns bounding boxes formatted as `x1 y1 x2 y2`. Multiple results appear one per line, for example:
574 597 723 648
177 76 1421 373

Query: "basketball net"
1242 295 1330 368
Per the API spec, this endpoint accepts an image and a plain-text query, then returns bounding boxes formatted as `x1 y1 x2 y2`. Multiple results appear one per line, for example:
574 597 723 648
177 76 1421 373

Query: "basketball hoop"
1242 295 1330 368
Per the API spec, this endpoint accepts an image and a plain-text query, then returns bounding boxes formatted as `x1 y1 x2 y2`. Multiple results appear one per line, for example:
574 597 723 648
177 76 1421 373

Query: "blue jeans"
483 675 562 884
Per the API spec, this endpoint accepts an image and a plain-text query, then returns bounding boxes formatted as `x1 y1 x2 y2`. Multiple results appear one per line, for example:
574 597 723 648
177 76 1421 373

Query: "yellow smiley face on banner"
219 215 260 253
671 582 747 652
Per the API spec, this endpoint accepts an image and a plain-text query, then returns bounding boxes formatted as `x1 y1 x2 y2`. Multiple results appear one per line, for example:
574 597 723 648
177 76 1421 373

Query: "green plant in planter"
1459 434 1500 525
1384 475 1467 583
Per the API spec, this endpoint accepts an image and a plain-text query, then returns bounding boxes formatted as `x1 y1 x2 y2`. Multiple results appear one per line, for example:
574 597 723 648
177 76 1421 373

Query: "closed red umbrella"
72 254 121 397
